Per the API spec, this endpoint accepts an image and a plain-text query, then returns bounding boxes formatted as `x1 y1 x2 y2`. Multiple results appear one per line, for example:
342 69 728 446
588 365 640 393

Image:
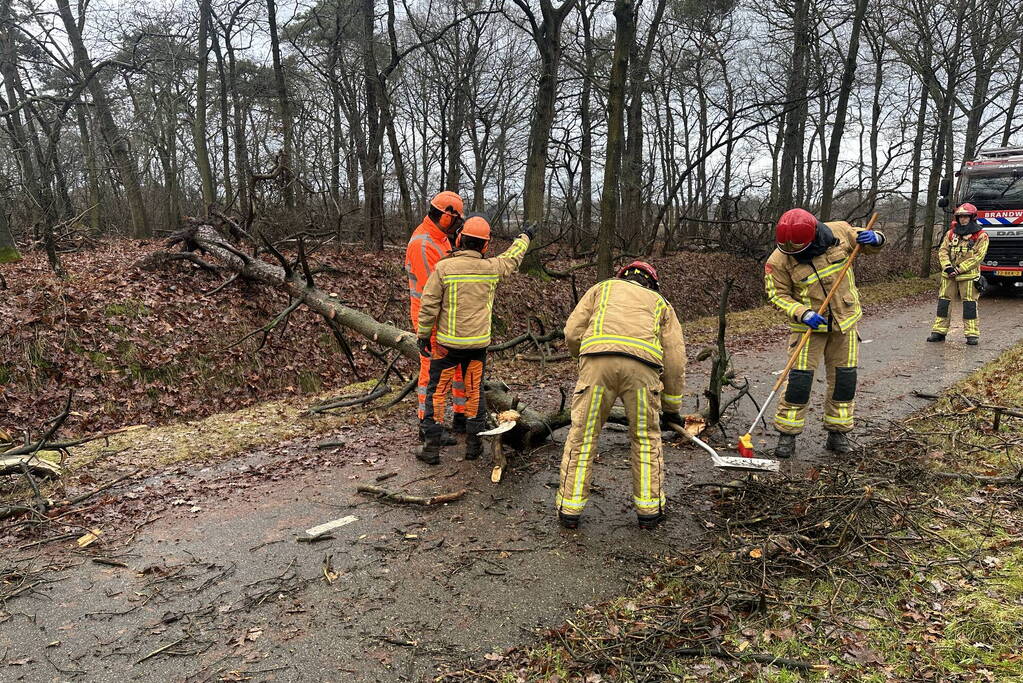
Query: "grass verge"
0 379 407 507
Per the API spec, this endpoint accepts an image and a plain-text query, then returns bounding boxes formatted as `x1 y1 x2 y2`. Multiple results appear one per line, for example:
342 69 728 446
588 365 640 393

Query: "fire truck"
941 147 1023 290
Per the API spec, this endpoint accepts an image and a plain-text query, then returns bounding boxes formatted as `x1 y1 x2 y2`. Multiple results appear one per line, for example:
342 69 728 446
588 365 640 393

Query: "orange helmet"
458 216 491 240
456 214 491 252
429 191 464 232
430 191 464 216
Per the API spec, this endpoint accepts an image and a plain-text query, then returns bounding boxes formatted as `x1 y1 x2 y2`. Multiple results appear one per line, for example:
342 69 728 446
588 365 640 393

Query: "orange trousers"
421 346 486 439
415 327 465 420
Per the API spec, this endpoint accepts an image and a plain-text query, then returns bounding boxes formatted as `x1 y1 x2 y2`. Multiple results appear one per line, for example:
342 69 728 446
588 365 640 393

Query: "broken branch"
356 485 467 506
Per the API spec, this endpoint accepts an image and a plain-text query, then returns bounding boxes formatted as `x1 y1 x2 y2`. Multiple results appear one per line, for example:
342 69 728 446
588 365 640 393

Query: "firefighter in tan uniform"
416 218 533 464
556 261 686 530
765 208 885 458
927 203 989 345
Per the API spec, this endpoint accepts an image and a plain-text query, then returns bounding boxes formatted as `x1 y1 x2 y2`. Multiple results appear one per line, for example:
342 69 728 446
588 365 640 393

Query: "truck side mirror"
939 177 950 197
937 196 949 209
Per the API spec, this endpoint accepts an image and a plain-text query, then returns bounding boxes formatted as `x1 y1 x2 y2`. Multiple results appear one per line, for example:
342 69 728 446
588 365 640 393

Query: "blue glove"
856 230 881 245
801 311 826 329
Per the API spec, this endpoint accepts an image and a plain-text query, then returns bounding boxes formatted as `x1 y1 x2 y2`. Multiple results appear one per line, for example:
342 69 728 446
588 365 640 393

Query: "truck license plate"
999 270 1023 276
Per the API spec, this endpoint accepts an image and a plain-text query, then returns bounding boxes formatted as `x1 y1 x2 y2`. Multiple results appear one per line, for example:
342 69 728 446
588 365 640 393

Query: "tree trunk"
921 105 950 278
359 0 385 251
905 79 929 250
963 67 992 161
578 2 594 256
210 27 233 206
55 0 150 238
1002 45 1023 147
866 31 884 214
777 0 810 210
620 0 666 237
75 103 102 233
596 0 634 280
819 0 867 219
193 0 215 211
0 202 17 263
223 27 251 221
385 110 413 225
266 0 295 209
515 0 575 272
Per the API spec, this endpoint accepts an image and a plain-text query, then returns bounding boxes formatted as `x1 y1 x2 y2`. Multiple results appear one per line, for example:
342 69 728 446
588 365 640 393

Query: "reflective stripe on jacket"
405 218 451 325
416 235 530 349
564 279 686 411
938 229 989 281
764 220 885 333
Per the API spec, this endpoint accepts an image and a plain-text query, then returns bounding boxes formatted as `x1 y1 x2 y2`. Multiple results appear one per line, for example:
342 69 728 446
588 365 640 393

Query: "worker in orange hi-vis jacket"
405 191 466 445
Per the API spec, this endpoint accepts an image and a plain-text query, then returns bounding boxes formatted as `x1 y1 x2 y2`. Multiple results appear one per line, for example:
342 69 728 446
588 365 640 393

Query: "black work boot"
637 512 665 530
558 512 580 529
825 431 852 454
419 427 457 447
415 437 441 465
926 332 946 342
451 413 467 434
774 433 796 459
966 336 979 346
464 435 483 461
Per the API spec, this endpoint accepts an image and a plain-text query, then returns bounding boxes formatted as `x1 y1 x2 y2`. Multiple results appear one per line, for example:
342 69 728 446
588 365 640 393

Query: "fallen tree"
149 217 569 448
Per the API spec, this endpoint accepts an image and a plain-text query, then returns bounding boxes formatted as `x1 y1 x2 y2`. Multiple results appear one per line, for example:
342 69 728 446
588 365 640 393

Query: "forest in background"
0 0 1021 276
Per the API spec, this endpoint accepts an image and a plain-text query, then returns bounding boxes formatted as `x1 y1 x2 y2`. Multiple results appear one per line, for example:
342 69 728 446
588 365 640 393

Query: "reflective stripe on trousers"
421 346 487 438
932 277 980 338
415 329 465 420
773 328 859 435
556 355 665 516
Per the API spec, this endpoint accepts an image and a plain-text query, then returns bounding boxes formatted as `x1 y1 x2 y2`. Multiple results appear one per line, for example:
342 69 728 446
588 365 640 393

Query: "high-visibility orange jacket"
405 218 452 326
416 235 530 349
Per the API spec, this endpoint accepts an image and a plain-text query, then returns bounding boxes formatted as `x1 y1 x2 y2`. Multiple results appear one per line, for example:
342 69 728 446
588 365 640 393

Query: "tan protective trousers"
932 277 979 338
556 355 665 517
774 328 859 435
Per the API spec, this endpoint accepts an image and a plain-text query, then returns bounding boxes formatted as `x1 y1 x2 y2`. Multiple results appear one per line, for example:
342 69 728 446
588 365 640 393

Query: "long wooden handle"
768 212 879 395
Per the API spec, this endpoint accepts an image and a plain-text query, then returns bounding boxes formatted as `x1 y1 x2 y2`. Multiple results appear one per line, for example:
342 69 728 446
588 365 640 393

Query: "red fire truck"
941 147 1023 289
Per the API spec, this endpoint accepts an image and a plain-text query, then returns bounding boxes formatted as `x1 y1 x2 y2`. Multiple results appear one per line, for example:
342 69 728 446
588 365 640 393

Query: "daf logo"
987 228 1023 237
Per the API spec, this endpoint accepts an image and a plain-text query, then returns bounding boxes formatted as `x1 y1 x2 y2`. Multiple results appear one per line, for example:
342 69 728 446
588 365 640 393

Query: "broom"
737 212 879 458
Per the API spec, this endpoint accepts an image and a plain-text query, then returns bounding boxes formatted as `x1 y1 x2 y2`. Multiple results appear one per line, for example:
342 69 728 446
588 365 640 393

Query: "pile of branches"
1 394 139 524
441 464 932 681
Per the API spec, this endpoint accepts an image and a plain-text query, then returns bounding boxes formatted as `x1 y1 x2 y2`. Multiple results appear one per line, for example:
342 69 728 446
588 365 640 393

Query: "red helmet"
775 208 818 254
615 260 659 289
954 203 978 218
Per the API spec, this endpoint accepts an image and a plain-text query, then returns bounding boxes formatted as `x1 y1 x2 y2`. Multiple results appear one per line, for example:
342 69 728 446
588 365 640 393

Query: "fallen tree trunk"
0 454 62 479
158 220 570 446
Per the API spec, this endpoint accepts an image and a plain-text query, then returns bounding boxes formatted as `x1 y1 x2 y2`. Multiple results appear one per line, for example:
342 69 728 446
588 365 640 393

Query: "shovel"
668 423 779 473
